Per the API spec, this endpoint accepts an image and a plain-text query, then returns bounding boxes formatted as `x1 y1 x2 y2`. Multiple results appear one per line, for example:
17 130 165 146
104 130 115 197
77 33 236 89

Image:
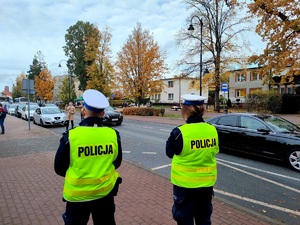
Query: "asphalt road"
43 114 300 225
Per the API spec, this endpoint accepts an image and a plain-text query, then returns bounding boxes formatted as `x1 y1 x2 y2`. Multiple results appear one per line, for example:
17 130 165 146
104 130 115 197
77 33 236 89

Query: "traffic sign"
221 82 228 92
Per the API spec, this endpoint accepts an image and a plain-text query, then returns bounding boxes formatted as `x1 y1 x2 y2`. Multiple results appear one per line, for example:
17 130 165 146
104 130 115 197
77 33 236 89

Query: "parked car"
7 104 17 115
205 113 300 172
21 104 39 120
102 106 123 126
33 106 66 127
15 104 26 118
42 103 59 108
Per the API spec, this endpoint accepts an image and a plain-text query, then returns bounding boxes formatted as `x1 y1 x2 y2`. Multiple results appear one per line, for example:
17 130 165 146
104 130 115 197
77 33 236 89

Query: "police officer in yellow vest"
165 94 219 225
54 89 122 225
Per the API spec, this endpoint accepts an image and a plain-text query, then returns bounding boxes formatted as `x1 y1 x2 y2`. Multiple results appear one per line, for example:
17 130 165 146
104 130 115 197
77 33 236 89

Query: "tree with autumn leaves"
85 27 114 97
115 22 168 105
12 72 27 100
63 21 114 96
179 0 299 109
247 0 300 85
178 0 250 109
34 68 56 102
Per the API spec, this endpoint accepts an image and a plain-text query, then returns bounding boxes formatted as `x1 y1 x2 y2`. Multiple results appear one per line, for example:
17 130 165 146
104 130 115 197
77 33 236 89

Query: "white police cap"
181 94 206 105
83 89 109 112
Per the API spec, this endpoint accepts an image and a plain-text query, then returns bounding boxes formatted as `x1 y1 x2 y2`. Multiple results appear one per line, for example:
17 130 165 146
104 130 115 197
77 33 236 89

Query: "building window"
250 71 261 81
235 73 246 82
249 88 262 93
168 93 174 100
287 87 293 94
168 81 174 88
154 94 161 100
235 89 246 97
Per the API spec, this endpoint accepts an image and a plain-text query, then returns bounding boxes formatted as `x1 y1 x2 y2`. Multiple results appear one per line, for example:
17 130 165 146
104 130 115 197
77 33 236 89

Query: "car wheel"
25 115 28 120
116 122 122 125
286 150 300 172
40 119 44 127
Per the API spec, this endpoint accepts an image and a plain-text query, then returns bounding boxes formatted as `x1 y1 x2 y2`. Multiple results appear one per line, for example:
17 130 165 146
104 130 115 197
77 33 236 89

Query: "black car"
206 113 300 172
103 106 123 126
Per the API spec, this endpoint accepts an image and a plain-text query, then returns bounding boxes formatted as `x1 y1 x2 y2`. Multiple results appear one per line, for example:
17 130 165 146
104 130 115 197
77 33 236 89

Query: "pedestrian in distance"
165 94 219 225
65 102 76 130
64 103 69 126
54 89 122 225
0 103 7 134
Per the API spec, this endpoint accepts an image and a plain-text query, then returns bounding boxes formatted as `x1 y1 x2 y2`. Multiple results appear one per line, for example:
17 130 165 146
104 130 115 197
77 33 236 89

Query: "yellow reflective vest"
63 126 120 202
171 123 219 188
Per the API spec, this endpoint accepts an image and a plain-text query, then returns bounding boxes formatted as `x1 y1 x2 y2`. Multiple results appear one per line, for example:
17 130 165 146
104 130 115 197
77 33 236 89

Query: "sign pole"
27 81 30 130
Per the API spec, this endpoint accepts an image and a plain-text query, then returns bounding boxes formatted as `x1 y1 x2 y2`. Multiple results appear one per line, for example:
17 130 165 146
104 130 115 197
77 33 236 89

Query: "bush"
245 90 282 113
122 107 161 116
109 100 124 107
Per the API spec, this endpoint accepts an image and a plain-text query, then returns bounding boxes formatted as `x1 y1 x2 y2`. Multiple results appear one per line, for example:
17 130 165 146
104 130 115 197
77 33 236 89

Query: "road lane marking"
217 158 300 182
159 129 171 132
215 189 300 216
122 151 131 153
217 161 300 194
142 152 157 154
152 164 171 170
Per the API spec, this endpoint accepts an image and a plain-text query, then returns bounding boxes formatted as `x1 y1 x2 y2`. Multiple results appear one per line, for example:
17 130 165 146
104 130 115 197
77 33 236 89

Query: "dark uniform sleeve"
165 127 183 158
54 132 70 177
113 130 122 169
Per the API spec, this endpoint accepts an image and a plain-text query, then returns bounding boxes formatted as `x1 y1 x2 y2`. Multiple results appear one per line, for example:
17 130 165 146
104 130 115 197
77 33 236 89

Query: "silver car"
21 104 39 120
33 106 66 127
7 104 17 115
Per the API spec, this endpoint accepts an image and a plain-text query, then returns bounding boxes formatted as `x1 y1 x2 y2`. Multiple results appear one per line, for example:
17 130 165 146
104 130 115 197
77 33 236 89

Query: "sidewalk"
0 115 284 225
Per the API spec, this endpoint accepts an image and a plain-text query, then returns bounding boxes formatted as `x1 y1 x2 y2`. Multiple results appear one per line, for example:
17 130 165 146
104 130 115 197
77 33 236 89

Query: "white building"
150 77 205 104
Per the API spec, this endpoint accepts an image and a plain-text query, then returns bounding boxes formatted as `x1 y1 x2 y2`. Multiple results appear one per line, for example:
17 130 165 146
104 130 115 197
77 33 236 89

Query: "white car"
33 106 66 127
21 104 39 120
7 104 17 115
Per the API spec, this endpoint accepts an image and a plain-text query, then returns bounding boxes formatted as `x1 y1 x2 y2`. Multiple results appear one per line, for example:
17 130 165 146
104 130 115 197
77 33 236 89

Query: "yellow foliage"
34 68 55 101
115 22 168 101
248 1 300 83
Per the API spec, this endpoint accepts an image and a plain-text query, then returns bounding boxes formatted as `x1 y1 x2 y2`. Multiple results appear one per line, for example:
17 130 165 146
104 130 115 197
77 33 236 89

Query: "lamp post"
188 16 203 96
58 59 70 103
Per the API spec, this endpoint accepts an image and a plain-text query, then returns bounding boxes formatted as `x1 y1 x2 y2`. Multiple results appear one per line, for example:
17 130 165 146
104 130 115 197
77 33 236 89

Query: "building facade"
150 77 206 104
53 75 83 102
228 67 300 105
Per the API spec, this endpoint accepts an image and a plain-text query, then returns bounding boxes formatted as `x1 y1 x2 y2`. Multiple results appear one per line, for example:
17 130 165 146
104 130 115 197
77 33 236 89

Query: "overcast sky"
0 0 264 93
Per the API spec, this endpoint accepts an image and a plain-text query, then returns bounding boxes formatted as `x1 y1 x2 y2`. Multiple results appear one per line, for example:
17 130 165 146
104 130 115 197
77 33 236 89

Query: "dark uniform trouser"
172 186 213 225
63 194 116 225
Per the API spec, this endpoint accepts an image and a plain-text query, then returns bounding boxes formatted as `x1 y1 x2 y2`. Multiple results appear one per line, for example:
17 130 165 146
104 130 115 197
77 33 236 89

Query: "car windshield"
29 105 39 110
42 108 61 114
261 115 300 133
105 106 115 112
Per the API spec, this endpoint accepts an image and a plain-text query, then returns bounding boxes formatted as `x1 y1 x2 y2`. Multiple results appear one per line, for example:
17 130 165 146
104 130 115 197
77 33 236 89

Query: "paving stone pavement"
0 114 288 225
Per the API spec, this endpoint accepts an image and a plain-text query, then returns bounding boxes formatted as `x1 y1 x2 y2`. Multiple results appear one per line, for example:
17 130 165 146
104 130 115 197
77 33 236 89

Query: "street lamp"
188 16 203 96
58 59 71 103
